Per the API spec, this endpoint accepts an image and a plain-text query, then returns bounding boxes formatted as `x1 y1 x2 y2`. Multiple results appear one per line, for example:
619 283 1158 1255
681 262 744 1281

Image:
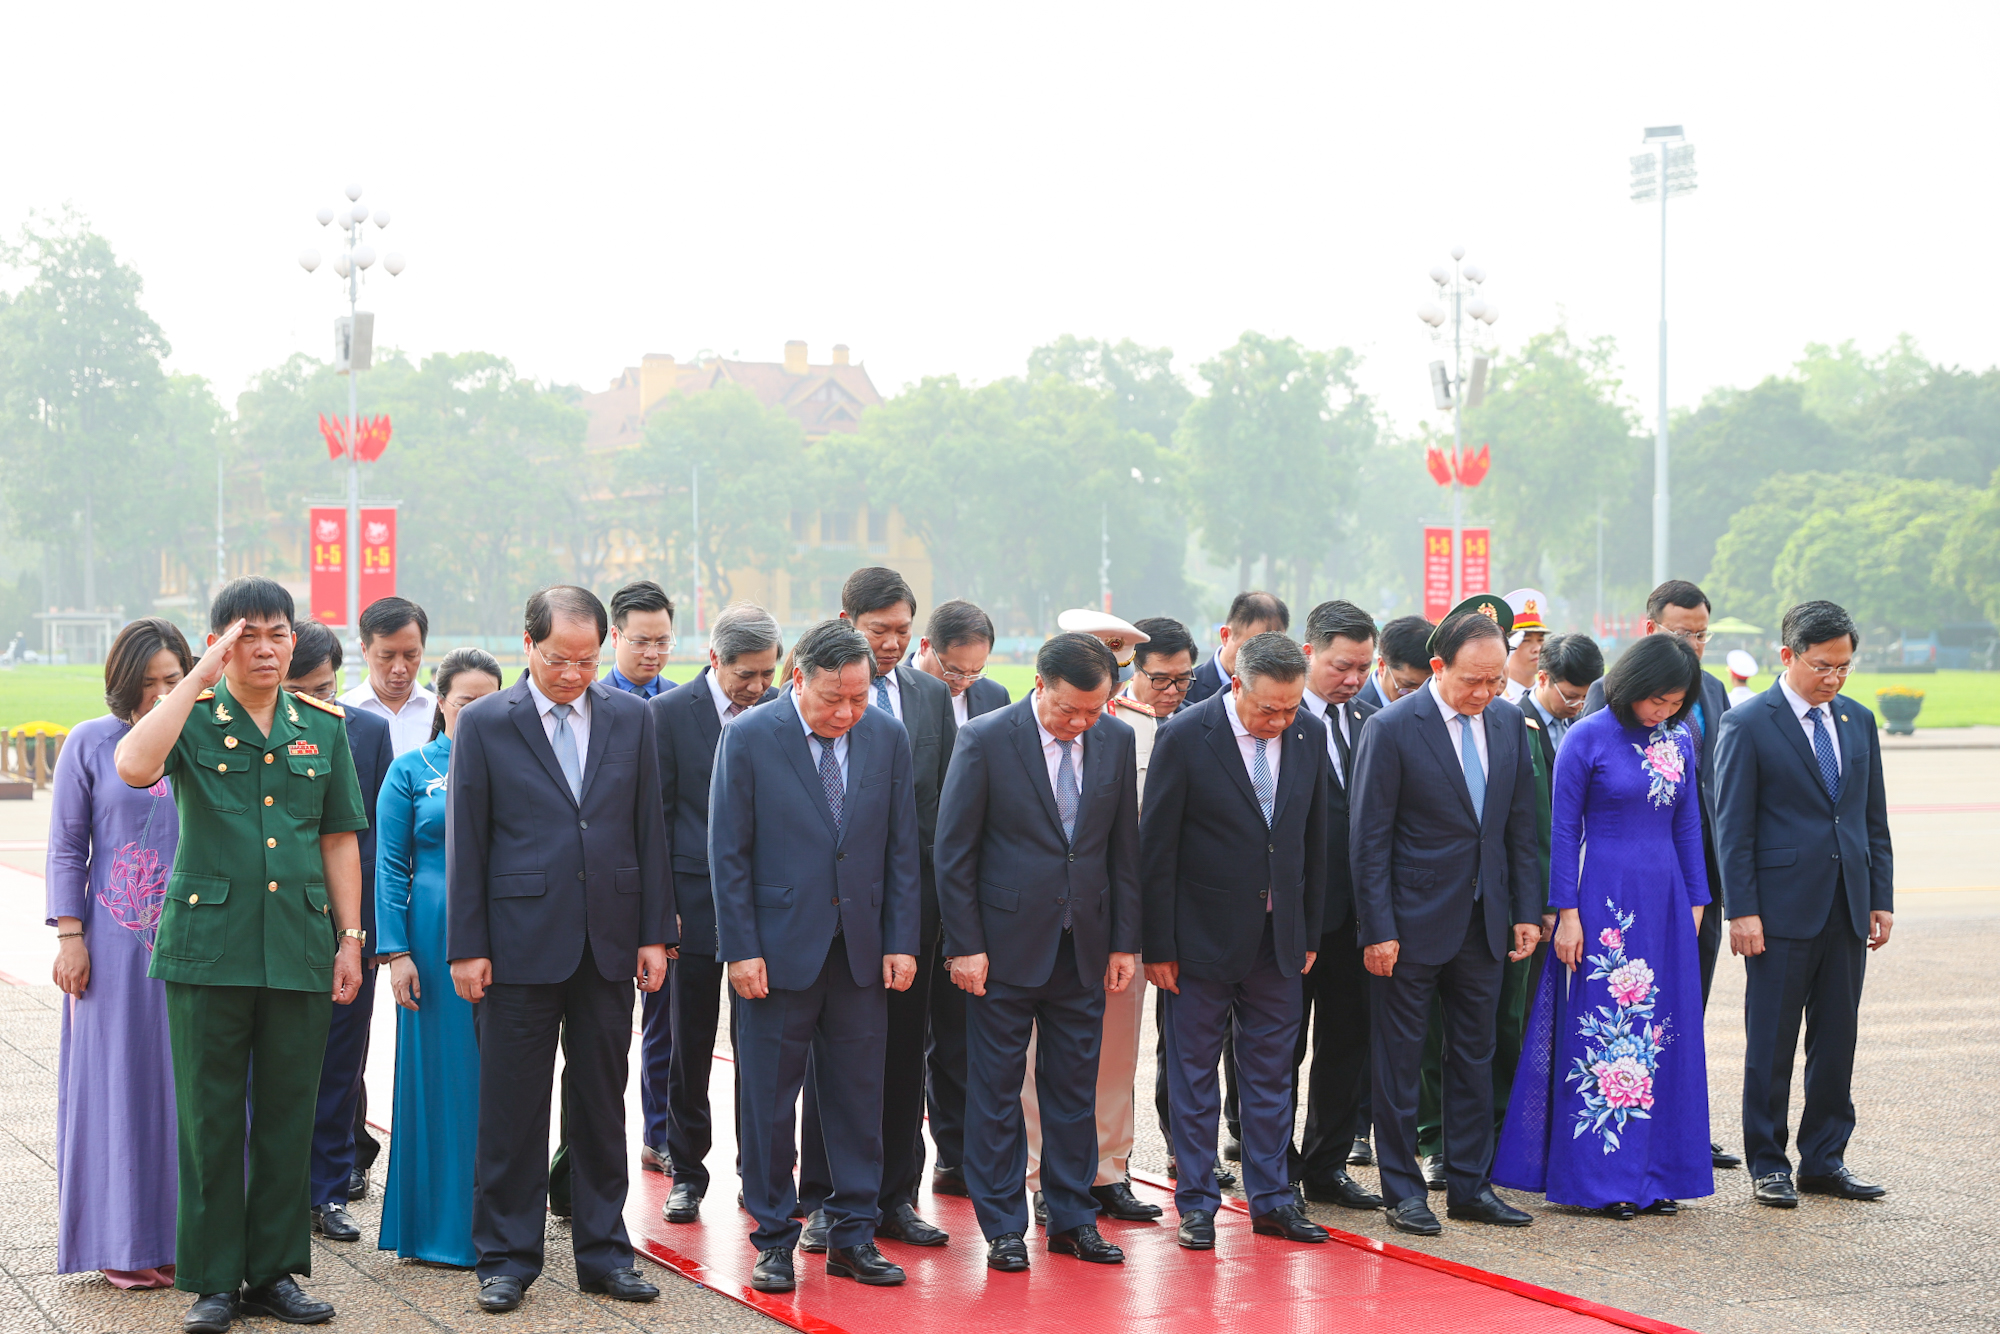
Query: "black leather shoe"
639 1144 671 1175
931 1164 970 1197
310 1203 360 1242
183 1292 238 1333
1252 1202 1329 1243
1049 1223 1124 1263
663 1182 702 1224
1176 1209 1215 1250
581 1267 658 1302
1385 1196 1442 1236
827 1242 905 1285
987 1232 1029 1272
1032 1190 1048 1226
1600 1201 1638 1221
1446 1186 1533 1227
1754 1172 1799 1208
1798 1166 1886 1200
1213 1158 1238 1189
1711 1141 1743 1170
239 1277 334 1325
550 1197 572 1220
1420 1154 1448 1190
476 1275 523 1313
1642 1199 1679 1216
1302 1169 1384 1210
1091 1180 1163 1220
1348 1136 1375 1167
799 1208 830 1253
877 1202 948 1246
346 1166 370 1200
751 1248 795 1293
1222 1135 1243 1162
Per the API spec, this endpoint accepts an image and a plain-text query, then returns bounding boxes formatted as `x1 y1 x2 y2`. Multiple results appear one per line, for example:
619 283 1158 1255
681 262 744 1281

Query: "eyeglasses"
1452 673 1510 692
622 635 673 654
535 646 600 674
1139 670 1196 692
1550 683 1587 707
940 664 986 684
1667 628 1715 646
1799 657 1853 680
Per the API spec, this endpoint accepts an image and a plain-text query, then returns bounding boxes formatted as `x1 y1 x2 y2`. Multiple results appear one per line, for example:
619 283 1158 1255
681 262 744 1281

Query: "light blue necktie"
1055 740 1078 929
874 675 892 714
550 703 583 802
1808 706 1840 800
1458 714 1485 822
1252 735 1274 826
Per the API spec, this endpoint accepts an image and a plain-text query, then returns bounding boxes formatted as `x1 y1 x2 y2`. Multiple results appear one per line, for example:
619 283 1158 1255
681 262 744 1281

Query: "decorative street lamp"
299 184 405 676
1416 246 1500 604
1631 127 1696 584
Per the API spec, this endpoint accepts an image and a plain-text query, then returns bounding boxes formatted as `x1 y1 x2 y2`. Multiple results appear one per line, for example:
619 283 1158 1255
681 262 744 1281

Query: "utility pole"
1633 127 1697 585
215 451 226 588
690 463 703 639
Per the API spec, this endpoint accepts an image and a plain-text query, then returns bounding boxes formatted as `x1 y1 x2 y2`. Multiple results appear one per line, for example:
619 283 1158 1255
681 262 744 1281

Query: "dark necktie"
816 735 844 837
1808 707 1839 800
1329 709 1352 788
725 701 743 719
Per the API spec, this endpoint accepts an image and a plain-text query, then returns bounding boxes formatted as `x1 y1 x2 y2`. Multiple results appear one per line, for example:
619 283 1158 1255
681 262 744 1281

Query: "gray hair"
710 601 782 665
791 618 872 681
1233 630 1307 686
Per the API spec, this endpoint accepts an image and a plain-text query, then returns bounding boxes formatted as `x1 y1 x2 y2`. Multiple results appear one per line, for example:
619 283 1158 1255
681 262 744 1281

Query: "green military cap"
1426 593 1515 658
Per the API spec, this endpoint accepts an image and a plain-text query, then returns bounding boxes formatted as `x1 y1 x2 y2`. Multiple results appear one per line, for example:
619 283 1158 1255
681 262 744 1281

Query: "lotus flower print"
1605 960 1655 1007
1631 723 1690 808
1567 901 1670 1154
1599 927 1623 949
1590 1056 1655 1110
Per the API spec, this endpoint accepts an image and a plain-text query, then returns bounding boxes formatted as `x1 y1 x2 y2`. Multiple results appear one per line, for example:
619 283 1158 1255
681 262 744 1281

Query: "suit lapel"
508 680 577 805
1010 702 1067 840
1480 709 1515 833
1269 718 1309 825
576 681 614 804
1202 697 1265 820
778 695 843 842
691 669 722 751
1414 688 1479 824
1763 685 1832 807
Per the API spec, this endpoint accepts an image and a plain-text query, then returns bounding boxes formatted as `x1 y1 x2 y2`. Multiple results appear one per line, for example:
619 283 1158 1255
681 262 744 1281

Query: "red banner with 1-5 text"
1422 526 1453 623
1460 526 1491 597
308 506 398 627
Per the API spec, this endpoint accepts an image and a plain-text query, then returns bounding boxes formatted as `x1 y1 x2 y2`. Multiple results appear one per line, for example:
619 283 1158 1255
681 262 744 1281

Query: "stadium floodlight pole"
299 184 405 682
1417 249 1499 603
1633 127 1696 585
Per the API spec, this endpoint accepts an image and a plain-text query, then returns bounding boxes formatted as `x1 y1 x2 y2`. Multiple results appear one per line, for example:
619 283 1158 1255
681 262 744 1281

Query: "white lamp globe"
1465 295 1490 320
350 203 369 224
332 252 352 278
1416 301 1445 326
1482 305 1500 325
298 248 321 273
372 208 391 229
383 252 406 277
345 182 363 201
1428 265 1449 286
1463 263 1486 284
315 205 334 227
1450 244 1466 260
353 244 377 269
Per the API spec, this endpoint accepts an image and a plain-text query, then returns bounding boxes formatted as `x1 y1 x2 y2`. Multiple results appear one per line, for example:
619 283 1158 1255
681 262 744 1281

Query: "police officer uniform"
149 679 368 1298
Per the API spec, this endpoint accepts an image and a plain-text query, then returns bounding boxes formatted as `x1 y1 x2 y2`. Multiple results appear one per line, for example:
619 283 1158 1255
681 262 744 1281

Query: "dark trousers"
165 983 331 1295
1698 887 1723 1007
550 968 673 1213
310 962 376 1207
963 933 1105 1239
1371 911 1502 1207
1290 928 1369 1186
1155 993 1240 1153
1741 902 1867 1179
925 937 969 1171
664 951 726 1192
1165 918 1302 1217
802 933 935 1215
736 944 887 1252
472 944 635 1286
1416 947 1539 1157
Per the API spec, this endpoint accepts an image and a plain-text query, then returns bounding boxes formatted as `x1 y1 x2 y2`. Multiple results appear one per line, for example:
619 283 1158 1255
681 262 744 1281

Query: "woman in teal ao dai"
1495 633 1716 1218
375 649 502 1265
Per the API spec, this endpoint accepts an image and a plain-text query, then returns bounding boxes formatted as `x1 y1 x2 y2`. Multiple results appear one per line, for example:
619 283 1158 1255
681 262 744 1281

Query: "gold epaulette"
297 693 346 719
1108 695 1158 720
1523 716 1541 730
195 689 215 702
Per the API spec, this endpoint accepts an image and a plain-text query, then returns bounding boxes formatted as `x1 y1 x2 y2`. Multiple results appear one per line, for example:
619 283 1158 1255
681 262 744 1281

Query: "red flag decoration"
1456 442 1491 488
1425 446 1453 487
317 413 394 462
1461 526 1491 595
1422 526 1453 622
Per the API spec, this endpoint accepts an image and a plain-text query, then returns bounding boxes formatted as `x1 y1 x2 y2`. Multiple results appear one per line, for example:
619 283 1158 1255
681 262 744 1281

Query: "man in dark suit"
1713 600 1893 1209
1350 597 1541 1237
795 568 954 1249
655 602 782 1225
1355 615 1434 713
709 619 921 1294
937 633 1141 1271
446 586 674 1314
911 599 1009 1198
1288 601 1384 1211
1144 632 1331 1250
1184 590 1289 706
1583 578 1741 1169
287 622 394 1244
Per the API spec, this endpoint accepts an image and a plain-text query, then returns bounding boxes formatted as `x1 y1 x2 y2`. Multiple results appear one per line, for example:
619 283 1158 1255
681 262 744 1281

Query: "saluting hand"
190 619 247 691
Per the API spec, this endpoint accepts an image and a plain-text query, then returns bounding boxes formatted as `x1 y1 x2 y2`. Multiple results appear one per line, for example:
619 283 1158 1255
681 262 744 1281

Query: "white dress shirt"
1778 675 1842 775
1428 677 1488 777
339 677 438 756
525 676 592 774
1501 677 1530 705
799 708 850 787
951 689 969 728
1300 688 1351 787
872 668 903 722
1028 693 1083 806
1223 692 1282 790
706 669 747 726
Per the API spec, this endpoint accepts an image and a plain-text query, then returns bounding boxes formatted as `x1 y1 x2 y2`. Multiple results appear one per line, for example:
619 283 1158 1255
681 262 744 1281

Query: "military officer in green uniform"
116 577 367 1334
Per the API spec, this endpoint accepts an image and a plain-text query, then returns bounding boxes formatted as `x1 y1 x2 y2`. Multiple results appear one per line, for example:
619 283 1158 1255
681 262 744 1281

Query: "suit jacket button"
837 852 845 860
1259 889 1268 898
579 820 589 830
1067 852 1075 862
1267 844 1275 853
578 871 587 880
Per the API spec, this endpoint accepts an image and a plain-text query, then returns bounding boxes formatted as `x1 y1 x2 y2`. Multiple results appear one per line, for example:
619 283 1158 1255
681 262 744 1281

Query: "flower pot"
1875 691 1923 736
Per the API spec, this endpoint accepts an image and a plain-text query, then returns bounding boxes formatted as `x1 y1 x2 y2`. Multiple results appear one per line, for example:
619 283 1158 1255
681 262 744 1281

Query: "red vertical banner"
1461 526 1491 596
1422 526 1453 623
358 507 397 612
309 507 347 625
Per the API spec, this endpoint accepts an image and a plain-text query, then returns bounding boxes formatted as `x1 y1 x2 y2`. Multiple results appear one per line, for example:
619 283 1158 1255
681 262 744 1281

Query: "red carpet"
624 1057 1694 1334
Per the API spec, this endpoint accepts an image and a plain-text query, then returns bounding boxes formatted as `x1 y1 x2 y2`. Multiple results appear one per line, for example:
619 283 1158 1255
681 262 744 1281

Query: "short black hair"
1645 579 1710 624
1226 590 1290 633
1233 631 1307 684
525 585 608 645
1539 632 1605 688
1781 600 1860 656
1132 616 1196 668
841 566 918 620
288 621 344 681
1037 632 1117 693
210 576 293 635
926 599 994 652
359 595 428 645
1304 600 1377 651
429 646 504 741
1433 611 1505 667
103 618 193 721
793 618 873 680
1604 632 1703 730
1378 615 1434 672
610 579 674 629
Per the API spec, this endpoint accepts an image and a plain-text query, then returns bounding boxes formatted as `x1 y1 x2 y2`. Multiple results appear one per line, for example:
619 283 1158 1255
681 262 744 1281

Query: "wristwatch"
340 928 368 948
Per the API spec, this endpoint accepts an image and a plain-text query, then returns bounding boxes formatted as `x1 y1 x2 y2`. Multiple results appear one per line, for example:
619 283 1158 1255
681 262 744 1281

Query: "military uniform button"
224 736 239 749
306 768 315 778
216 762 228 773
267 837 277 848
264 753 274 764
188 894 199 904
268 881 279 892
264 796 274 806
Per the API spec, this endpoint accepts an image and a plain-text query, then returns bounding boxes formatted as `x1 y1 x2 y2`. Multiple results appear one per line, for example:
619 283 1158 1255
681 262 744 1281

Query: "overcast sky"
4 1 1992 433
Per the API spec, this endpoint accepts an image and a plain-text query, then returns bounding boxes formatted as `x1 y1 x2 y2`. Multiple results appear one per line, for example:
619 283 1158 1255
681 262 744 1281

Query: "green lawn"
1707 668 2000 729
